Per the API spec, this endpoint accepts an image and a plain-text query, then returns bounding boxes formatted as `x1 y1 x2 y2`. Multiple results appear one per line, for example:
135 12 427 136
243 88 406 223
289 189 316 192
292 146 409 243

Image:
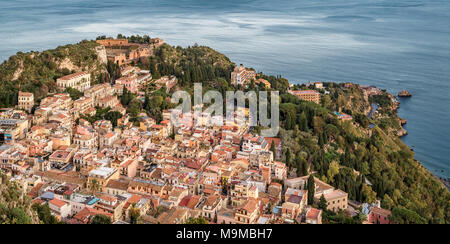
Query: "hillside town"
0 38 395 225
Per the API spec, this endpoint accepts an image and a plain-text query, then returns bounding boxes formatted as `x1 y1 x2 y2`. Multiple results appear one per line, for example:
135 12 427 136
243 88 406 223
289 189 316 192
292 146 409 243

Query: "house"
320 189 348 213
334 111 352 121
273 161 287 181
119 158 138 178
305 207 322 224
313 82 323 89
368 207 391 224
94 194 125 221
48 198 71 219
115 76 138 93
122 194 150 222
105 179 130 195
235 199 259 224
67 207 113 224
282 188 308 220
200 194 223 221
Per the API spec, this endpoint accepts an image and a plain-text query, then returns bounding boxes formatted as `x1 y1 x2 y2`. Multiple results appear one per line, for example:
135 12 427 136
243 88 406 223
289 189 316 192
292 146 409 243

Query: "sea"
0 0 449 179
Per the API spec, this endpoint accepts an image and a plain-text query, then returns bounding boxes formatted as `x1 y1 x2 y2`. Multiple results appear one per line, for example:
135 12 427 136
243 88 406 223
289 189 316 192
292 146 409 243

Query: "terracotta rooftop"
58 71 89 81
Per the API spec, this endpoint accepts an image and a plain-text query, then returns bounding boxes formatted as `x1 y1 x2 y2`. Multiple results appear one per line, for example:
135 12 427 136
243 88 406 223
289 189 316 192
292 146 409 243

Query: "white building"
57 72 91 92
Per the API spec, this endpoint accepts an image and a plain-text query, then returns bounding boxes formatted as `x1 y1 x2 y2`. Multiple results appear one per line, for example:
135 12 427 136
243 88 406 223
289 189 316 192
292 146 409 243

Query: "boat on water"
398 90 412 97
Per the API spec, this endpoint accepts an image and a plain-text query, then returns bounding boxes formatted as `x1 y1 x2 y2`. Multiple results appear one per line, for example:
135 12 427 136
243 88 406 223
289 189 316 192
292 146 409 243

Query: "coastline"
391 92 449 190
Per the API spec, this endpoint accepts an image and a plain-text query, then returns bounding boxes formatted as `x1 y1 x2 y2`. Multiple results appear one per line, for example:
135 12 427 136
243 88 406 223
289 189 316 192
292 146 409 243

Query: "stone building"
18 91 34 113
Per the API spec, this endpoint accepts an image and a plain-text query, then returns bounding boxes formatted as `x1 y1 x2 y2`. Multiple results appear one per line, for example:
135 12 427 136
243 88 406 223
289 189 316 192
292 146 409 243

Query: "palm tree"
89 179 100 193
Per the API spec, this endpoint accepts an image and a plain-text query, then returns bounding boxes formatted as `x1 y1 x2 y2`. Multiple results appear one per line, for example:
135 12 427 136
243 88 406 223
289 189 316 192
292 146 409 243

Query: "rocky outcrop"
397 128 408 137
95 45 108 65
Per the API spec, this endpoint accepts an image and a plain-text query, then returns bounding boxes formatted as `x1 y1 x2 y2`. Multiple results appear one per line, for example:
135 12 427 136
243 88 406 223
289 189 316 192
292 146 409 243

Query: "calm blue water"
1 0 449 178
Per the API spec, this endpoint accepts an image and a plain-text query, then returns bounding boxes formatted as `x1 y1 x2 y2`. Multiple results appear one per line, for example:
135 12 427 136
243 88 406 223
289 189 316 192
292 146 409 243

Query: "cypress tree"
318 194 328 211
307 175 315 205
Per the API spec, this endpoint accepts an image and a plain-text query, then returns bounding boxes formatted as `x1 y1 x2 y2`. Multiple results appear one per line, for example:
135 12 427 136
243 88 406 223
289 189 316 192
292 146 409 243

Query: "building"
96 39 129 47
235 199 259 224
256 78 271 88
286 176 348 213
49 198 71 219
321 189 348 212
97 39 153 66
84 83 114 101
231 65 256 86
18 92 34 113
96 95 119 109
334 111 352 121
305 207 322 224
67 207 113 224
288 90 320 104
115 77 137 93
313 82 323 89
368 207 391 224
0 119 29 143
57 72 91 92
88 167 120 192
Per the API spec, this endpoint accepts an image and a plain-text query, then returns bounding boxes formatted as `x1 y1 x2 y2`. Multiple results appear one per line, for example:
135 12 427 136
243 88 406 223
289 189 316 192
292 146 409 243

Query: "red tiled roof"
58 72 89 81
49 199 67 208
306 208 321 220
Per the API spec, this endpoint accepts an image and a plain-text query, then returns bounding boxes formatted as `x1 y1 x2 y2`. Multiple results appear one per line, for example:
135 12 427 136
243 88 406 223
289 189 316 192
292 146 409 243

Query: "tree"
121 87 134 106
270 141 277 158
361 184 377 204
299 111 308 131
296 156 308 177
381 194 395 210
91 214 112 224
89 179 100 193
327 161 340 183
318 194 328 211
32 203 60 224
64 87 83 100
318 133 325 148
185 217 209 224
285 148 292 168
307 175 315 205
129 203 141 224
389 208 427 224
8 208 32 224
104 111 123 127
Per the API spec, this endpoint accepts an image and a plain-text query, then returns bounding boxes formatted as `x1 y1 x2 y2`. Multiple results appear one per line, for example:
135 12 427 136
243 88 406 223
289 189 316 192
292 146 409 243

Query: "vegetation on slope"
277 82 449 223
0 37 447 224
0 173 40 224
146 43 235 89
0 40 108 107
